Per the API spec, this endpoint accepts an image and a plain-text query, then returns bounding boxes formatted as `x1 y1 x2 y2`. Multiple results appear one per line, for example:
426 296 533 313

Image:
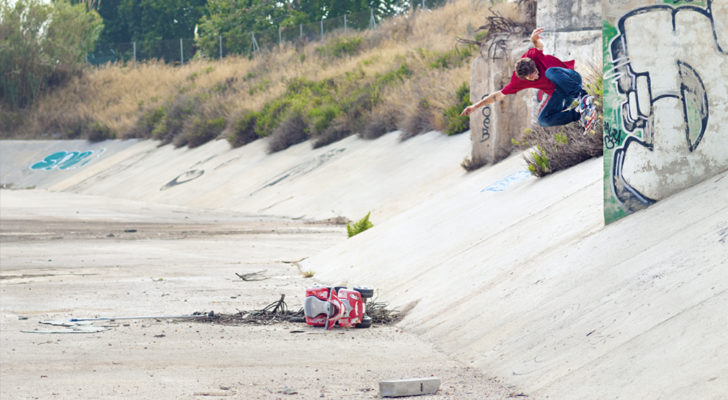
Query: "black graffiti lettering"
603 122 623 150
480 106 491 143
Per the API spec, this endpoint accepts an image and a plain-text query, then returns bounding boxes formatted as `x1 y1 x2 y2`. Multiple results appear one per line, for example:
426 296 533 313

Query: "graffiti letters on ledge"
480 93 492 143
30 149 106 171
607 0 727 211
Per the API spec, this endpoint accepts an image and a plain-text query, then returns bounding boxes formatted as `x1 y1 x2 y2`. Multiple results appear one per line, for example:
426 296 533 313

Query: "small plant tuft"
347 212 374 238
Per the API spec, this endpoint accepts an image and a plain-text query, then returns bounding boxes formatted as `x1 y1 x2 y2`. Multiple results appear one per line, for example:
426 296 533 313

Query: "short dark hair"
515 58 537 80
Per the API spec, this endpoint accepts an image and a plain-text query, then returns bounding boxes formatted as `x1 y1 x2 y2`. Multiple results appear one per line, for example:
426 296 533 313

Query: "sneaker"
576 94 594 113
580 104 597 134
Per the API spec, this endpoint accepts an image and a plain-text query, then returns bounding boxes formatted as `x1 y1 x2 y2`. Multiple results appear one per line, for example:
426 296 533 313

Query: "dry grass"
11 0 493 147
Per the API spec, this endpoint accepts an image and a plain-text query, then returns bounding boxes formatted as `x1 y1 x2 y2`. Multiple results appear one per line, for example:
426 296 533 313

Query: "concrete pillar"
469 41 531 166
602 0 728 223
536 0 601 65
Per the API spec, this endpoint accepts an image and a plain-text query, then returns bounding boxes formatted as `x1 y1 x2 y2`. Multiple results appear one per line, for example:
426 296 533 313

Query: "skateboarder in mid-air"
461 28 597 133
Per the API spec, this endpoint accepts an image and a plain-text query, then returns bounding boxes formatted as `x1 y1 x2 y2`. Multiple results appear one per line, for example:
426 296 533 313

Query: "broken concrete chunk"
379 377 440 397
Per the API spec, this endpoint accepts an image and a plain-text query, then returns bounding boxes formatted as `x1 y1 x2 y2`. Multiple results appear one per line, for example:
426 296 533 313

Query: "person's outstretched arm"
460 91 505 116
530 27 544 50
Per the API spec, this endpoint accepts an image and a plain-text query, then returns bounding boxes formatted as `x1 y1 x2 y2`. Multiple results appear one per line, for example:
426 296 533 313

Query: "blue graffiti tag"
30 149 104 171
481 170 533 192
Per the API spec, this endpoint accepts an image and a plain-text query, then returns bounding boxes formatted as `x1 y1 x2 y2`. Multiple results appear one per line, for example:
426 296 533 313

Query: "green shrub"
315 35 363 59
362 106 397 140
60 118 114 142
175 117 225 148
267 112 308 153
347 212 374 238
400 97 435 140
309 103 340 134
428 47 473 69
443 82 471 135
0 0 102 109
255 97 289 138
0 110 24 137
86 121 114 142
126 106 165 139
228 110 260 147
247 78 270 96
231 62 413 152
313 117 350 149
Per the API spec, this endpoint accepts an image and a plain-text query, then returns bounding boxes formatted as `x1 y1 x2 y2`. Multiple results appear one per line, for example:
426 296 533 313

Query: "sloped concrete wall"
0 133 472 222
603 0 728 223
304 155 728 399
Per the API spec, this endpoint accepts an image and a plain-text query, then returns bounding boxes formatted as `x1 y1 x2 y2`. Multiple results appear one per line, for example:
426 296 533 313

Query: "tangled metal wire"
191 294 304 326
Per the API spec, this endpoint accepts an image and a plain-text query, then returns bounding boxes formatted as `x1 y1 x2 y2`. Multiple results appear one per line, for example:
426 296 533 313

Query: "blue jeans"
537 67 587 127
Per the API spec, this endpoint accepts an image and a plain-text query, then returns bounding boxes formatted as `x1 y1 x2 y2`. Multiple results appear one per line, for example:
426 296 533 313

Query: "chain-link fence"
87 0 453 66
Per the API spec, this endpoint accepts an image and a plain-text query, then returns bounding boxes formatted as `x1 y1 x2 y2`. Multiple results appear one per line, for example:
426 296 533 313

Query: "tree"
83 0 206 61
195 0 407 58
0 0 103 109
288 0 406 20
196 0 295 57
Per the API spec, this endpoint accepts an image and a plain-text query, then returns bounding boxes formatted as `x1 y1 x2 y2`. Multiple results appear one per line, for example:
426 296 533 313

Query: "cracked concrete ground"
0 189 515 400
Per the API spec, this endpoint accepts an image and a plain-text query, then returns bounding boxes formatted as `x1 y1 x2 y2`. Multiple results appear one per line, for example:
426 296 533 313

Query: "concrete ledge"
379 377 440 397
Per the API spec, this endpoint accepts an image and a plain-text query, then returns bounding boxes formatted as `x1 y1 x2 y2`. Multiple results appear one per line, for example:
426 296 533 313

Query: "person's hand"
460 105 476 117
530 27 545 44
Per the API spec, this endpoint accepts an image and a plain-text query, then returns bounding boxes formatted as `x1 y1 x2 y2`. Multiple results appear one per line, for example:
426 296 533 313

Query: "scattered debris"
69 314 201 322
278 386 298 395
191 295 403 327
22 320 110 334
306 216 349 225
192 294 304 325
366 300 403 325
235 271 268 281
192 390 236 397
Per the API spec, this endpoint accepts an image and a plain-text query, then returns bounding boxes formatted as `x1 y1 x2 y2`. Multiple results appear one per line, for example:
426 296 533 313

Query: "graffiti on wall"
603 0 728 223
481 170 532 192
30 149 106 171
480 93 492 143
